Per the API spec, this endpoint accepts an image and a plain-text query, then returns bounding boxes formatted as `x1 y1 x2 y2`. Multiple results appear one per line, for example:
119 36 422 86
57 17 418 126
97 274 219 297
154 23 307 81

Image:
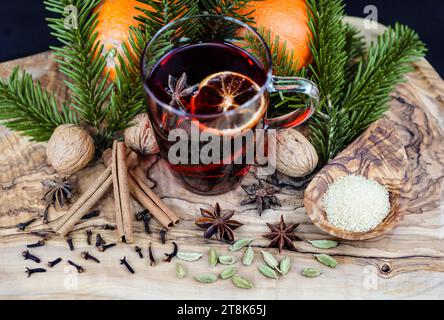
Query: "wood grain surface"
304 118 412 240
0 17 443 299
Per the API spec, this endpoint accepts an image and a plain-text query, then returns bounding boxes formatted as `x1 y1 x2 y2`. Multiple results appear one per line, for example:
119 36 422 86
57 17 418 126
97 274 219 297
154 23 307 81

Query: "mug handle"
266 76 320 129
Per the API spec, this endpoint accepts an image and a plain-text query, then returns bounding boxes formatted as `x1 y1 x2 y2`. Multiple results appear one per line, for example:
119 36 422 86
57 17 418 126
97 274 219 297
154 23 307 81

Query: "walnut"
276 129 318 178
124 113 159 155
46 125 95 175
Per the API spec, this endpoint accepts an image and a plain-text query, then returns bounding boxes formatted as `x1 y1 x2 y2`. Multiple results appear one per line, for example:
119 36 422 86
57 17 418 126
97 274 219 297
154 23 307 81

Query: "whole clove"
160 227 167 244
25 267 46 278
163 242 178 263
66 236 74 251
149 242 156 266
26 240 45 248
17 218 37 231
68 260 85 273
85 229 93 245
135 246 143 259
98 243 116 252
120 256 135 274
42 205 49 224
81 251 100 263
22 250 41 263
47 257 62 268
102 224 116 230
96 234 106 247
81 210 100 220
135 210 152 234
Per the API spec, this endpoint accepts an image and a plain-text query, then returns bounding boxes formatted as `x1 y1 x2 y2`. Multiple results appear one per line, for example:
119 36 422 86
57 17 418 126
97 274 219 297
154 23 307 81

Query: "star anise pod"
41 177 75 208
240 181 281 216
167 72 196 110
263 215 301 253
195 203 243 243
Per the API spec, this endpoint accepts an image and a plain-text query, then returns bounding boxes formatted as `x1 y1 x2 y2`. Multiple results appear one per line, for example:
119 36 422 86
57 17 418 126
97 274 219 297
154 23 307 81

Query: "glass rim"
141 14 273 120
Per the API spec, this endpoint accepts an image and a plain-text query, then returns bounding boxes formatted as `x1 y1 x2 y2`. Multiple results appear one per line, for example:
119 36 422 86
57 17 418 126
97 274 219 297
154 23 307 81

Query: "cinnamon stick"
55 168 112 237
128 178 173 228
103 151 175 228
112 141 134 243
54 151 138 237
130 168 180 225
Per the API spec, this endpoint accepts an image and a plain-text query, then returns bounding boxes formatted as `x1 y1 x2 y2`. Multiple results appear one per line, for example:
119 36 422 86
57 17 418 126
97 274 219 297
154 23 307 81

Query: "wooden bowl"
304 118 412 240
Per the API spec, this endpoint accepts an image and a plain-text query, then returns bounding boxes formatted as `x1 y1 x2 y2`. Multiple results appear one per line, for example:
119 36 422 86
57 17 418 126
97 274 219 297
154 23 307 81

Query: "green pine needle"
306 0 349 163
105 27 151 135
306 0 425 163
136 0 199 30
0 68 78 141
344 24 366 82
340 23 427 145
198 0 256 23
0 0 426 163
45 0 112 129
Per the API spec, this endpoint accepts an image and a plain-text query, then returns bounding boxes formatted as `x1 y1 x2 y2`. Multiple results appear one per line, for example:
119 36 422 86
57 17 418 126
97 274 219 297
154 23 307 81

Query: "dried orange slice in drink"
190 71 267 136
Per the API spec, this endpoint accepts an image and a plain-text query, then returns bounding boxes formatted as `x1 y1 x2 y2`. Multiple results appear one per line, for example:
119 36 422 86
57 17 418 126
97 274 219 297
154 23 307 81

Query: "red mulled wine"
145 42 269 194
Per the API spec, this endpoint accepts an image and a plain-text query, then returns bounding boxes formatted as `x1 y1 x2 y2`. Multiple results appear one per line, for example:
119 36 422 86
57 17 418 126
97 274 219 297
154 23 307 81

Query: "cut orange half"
190 71 267 136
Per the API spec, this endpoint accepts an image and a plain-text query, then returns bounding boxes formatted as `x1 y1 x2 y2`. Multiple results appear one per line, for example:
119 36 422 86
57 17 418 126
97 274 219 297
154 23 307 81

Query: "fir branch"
44 0 112 129
105 27 152 135
198 0 256 23
257 27 303 77
243 26 307 116
306 0 349 162
341 23 426 138
0 68 77 141
103 1 181 147
344 23 366 81
306 0 426 163
259 28 309 116
136 0 198 30
307 0 348 104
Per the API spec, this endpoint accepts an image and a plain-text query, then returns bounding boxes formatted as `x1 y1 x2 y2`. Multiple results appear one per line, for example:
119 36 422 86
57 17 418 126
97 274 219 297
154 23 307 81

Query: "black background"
0 0 443 76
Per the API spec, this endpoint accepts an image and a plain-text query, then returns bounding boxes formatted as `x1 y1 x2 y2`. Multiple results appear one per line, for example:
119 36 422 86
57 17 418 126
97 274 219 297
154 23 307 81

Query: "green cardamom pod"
218 255 236 265
308 240 338 249
195 273 218 283
229 238 253 252
220 267 237 280
301 268 322 278
232 275 253 289
258 264 278 279
208 248 218 267
279 257 291 275
261 251 278 269
242 246 254 266
176 263 187 279
314 253 338 268
177 251 203 262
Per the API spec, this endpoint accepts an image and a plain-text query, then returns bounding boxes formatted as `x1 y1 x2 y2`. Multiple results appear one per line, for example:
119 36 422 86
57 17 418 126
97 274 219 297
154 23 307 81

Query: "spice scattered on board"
322 175 390 232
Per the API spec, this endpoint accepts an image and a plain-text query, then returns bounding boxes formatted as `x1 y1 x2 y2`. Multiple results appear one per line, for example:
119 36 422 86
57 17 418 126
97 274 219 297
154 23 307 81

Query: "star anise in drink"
167 72 196 110
195 203 243 243
41 177 75 208
263 215 301 252
240 181 281 216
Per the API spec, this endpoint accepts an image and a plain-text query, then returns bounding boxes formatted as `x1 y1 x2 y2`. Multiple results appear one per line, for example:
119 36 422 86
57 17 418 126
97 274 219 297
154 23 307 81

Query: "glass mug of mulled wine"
142 15 319 195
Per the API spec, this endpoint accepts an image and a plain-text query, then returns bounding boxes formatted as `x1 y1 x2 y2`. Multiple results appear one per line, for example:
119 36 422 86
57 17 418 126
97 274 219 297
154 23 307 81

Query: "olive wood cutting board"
0 17 443 299
304 118 412 241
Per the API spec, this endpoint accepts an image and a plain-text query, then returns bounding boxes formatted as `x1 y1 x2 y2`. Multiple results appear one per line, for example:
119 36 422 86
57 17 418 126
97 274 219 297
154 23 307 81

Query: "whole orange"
240 0 312 72
94 0 152 80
